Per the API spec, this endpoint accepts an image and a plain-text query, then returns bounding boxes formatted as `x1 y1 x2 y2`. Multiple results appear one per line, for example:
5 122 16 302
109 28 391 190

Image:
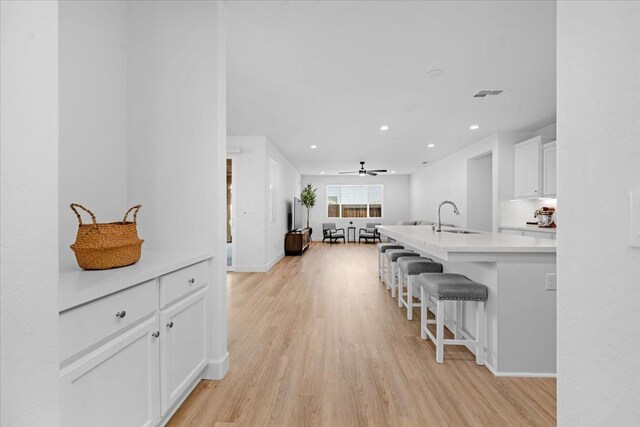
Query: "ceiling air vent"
473 90 504 98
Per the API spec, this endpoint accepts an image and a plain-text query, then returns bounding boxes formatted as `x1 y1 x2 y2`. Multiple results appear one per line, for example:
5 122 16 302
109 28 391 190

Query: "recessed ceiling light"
310 145 317 149
427 143 435 148
469 124 479 130
320 171 325 174
391 171 396 174
380 125 389 131
426 69 443 79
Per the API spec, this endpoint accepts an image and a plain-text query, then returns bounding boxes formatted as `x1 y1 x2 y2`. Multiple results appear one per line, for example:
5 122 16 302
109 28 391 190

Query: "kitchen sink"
441 230 480 234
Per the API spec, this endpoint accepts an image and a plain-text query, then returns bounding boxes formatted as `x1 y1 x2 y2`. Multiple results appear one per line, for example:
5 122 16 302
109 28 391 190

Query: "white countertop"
377 225 556 258
59 250 214 312
500 224 557 234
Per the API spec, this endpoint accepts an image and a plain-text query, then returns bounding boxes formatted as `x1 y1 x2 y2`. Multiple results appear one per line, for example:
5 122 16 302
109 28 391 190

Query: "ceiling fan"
339 161 388 176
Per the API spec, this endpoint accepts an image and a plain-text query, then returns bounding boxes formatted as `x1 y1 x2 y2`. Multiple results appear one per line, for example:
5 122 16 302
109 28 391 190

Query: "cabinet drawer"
60 280 158 363
160 261 208 308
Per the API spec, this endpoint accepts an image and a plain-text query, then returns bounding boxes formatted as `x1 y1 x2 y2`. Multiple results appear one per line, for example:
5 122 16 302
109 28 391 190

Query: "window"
326 185 383 218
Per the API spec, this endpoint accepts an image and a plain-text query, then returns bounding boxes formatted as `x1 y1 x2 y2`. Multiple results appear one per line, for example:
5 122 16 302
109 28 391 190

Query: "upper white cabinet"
514 136 542 198
513 136 557 199
542 141 557 197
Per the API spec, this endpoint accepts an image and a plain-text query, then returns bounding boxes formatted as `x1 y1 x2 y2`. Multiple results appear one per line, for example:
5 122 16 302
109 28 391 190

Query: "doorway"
226 158 236 271
466 152 493 232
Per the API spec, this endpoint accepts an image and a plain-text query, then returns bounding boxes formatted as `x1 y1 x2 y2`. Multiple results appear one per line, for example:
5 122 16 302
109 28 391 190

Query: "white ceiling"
227 1 556 175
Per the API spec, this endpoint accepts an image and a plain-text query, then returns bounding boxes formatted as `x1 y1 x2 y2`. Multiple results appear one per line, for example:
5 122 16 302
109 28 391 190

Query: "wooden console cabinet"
285 228 311 255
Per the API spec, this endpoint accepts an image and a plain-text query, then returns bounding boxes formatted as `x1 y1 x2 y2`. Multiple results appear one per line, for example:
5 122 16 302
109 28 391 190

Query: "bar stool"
418 273 488 365
385 250 419 298
396 258 443 320
376 243 404 282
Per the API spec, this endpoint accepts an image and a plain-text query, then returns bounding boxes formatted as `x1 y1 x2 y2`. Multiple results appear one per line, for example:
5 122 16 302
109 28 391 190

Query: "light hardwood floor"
168 242 556 426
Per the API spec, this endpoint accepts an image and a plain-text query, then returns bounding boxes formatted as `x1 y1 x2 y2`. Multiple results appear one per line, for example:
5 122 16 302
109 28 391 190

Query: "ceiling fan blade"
367 169 387 173
339 171 358 174
366 172 378 176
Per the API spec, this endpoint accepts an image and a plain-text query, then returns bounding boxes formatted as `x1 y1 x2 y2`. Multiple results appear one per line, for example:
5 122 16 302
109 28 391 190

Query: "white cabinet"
60 315 160 427
160 288 207 414
514 136 542 198
60 258 212 427
542 141 557 197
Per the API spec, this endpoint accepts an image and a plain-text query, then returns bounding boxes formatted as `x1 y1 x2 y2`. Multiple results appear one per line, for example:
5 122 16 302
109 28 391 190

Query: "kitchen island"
377 225 557 377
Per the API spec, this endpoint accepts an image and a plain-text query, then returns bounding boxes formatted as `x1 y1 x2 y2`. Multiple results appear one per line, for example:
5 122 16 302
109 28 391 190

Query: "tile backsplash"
500 198 558 227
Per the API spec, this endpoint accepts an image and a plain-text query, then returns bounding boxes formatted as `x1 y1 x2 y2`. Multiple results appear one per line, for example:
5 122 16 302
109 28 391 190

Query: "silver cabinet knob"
188 278 195 285
116 310 126 319
151 331 160 338
166 321 174 329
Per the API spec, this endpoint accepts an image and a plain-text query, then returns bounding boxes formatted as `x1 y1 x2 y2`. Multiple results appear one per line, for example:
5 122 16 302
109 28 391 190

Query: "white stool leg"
397 271 403 307
385 258 390 288
436 299 444 364
476 300 485 365
390 263 396 298
454 301 462 339
407 275 413 320
378 252 382 279
420 287 427 340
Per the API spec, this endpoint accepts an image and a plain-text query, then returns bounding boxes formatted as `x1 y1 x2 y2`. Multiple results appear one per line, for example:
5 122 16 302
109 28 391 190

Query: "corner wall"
557 2 640 424
58 0 129 267
1 1 60 424
228 136 301 271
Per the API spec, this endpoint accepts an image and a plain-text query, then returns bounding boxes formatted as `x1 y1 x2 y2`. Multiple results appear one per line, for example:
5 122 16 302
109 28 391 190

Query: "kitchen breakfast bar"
377 225 557 377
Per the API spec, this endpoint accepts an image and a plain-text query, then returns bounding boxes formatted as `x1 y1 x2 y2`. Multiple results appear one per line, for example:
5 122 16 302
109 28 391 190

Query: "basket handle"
122 205 142 224
70 203 98 229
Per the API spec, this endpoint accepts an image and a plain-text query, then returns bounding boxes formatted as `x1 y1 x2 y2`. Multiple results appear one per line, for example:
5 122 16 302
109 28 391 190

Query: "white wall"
467 153 493 231
228 136 301 271
1 1 60 425
410 134 500 230
127 0 220 252
301 175 410 241
557 2 640 425
265 138 302 268
126 0 228 373
59 0 129 267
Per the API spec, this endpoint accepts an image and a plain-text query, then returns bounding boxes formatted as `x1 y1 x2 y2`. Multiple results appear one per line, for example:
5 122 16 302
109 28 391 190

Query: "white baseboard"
232 253 284 273
234 265 266 272
266 252 284 271
202 351 230 380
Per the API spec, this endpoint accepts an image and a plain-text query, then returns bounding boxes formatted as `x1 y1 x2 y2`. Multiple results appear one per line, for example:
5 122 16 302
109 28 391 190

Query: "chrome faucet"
436 200 460 232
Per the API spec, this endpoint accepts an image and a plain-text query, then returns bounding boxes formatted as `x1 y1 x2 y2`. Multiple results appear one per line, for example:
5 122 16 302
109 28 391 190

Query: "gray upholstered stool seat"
397 257 438 274
384 250 419 298
377 244 404 281
418 273 488 301
418 273 488 365
396 258 443 320
377 243 404 253
385 250 418 263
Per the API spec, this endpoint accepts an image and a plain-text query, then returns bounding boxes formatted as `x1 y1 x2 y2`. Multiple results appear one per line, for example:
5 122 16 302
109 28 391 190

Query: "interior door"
159 288 207 415
60 316 160 427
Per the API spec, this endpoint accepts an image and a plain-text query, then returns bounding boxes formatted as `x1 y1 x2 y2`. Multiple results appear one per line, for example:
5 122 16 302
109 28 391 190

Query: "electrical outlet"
545 273 557 291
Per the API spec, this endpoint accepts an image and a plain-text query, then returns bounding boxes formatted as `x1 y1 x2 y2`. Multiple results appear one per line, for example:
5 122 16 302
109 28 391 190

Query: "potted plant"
300 184 317 232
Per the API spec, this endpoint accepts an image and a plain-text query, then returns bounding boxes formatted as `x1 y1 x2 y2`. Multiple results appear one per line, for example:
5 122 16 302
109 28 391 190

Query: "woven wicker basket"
70 203 144 270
